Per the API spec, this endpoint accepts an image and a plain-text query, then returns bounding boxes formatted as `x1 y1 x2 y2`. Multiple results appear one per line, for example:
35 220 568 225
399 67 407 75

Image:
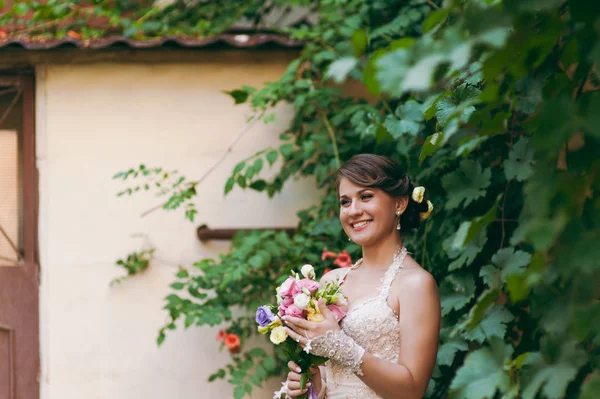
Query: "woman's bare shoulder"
394 258 438 297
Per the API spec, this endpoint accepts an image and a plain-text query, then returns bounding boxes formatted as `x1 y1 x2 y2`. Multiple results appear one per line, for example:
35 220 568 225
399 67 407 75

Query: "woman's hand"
282 299 340 345
286 360 321 398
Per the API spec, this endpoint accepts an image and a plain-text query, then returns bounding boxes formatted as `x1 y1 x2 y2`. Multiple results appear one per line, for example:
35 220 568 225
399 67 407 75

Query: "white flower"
301 264 316 279
412 186 425 203
303 339 312 354
294 293 311 310
273 381 288 399
270 326 288 345
420 200 434 220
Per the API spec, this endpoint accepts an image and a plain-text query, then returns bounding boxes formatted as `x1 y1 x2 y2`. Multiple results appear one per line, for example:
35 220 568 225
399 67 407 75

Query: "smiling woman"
283 154 441 399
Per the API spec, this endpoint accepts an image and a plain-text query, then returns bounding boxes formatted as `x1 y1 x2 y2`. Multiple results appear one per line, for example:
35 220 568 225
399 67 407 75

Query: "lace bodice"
323 247 408 399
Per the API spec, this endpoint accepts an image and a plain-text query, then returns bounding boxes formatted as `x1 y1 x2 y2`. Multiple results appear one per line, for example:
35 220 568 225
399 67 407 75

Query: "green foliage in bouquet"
21 0 598 398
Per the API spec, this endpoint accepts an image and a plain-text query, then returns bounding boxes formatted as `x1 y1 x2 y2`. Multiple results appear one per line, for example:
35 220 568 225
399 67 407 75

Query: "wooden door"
0 75 39 399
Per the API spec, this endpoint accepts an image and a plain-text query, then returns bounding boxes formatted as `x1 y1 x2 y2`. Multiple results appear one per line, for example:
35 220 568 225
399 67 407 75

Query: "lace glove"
309 330 365 376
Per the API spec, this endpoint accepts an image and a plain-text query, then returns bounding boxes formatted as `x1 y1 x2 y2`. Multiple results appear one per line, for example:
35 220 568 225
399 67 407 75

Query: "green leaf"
384 100 424 138
249 180 267 192
12 3 29 15
441 160 491 209
184 314 195 328
480 265 500 288
580 371 600 399
522 340 587 399
248 347 266 358
504 138 534 181
157 330 166 346
445 229 487 271
419 133 444 162
438 339 468 367
456 136 488 157
435 84 479 129
464 305 513 343
224 177 235 195
449 340 514 399
266 150 278 166
383 115 420 138
423 9 449 33
465 289 500 330
263 356 276 372
351 30 368 57
375 49 412 96
224 89 249 105
490 247 532 283
176 269 189 278
170 282 185 290
362 57 381 97
396 100 424 122
280 144 294 159
233 161 246 175
234 385 246 399
440 274 476 316
325 57 359 84
403 54 445 92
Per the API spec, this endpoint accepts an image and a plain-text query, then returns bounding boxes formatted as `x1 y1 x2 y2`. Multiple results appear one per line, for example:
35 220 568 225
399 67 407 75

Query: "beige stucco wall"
36 54 317 399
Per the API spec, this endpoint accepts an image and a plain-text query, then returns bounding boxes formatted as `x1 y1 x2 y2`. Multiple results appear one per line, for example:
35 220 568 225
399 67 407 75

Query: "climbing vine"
6 0 599 398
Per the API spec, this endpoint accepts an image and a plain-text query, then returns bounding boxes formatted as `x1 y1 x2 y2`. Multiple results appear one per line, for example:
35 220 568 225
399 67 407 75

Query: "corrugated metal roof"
0 33 303 50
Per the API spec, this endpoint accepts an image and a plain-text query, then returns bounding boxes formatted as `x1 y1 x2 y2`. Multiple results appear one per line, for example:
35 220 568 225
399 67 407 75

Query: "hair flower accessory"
420 200 434 220
412 186 425 203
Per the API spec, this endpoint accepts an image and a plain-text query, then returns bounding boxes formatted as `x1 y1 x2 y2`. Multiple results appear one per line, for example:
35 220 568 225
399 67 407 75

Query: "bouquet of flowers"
255 264 348 399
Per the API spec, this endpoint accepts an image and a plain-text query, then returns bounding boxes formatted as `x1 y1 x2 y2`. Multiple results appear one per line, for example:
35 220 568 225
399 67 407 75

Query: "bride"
282 154 441 399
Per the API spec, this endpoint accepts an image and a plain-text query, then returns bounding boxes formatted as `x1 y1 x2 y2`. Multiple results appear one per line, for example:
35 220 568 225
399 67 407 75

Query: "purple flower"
308 384 318 399
256 306 275 327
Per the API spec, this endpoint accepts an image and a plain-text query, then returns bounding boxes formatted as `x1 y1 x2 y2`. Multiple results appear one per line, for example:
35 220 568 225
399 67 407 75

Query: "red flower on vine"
321 247 337 261
216 329 227 342
224 333 241 353
333 250 352 268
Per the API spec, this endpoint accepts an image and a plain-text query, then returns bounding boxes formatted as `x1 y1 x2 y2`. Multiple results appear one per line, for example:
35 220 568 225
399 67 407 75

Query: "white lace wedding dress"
321 247 408 399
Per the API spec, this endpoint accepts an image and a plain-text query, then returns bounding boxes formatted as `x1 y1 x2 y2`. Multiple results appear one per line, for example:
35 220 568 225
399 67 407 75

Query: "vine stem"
427 0 440 9
136 7 160 24
320 109 340 169
140 111 264 217
11 19 62 35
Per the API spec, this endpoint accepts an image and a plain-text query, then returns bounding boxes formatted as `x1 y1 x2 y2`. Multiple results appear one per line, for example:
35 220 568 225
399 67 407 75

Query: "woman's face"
338 177 399 247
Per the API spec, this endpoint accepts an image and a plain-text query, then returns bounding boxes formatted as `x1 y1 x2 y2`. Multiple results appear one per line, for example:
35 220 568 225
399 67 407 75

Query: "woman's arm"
358 271 440 399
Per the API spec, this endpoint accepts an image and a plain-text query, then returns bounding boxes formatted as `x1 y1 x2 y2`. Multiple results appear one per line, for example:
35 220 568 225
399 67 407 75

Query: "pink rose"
278 296 294 315
296 279 320 295
278 277 298 297
327 305 347 322
285 304 304 318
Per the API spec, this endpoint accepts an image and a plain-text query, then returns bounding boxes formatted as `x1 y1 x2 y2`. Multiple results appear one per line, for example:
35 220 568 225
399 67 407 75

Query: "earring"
348 237 352 241
396 211 401 230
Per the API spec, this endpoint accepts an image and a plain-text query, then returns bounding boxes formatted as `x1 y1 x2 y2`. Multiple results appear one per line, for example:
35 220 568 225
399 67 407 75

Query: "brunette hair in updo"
336 154 429 230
